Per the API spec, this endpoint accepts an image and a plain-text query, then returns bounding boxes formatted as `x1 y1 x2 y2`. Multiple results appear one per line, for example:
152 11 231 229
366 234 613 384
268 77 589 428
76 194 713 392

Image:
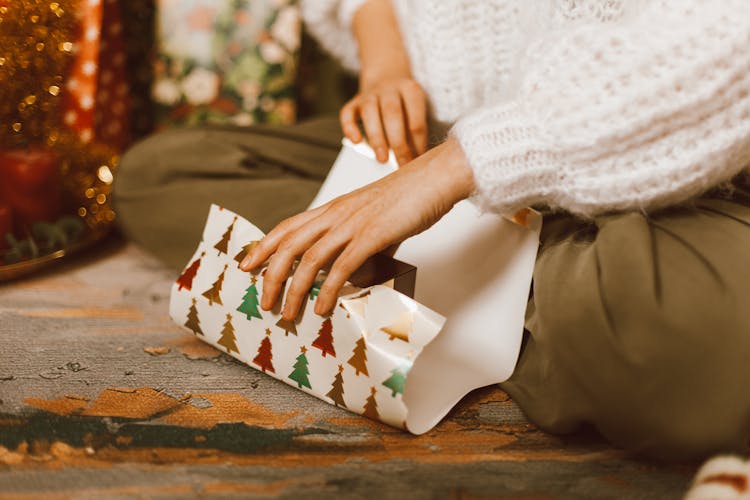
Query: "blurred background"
0 0 355 279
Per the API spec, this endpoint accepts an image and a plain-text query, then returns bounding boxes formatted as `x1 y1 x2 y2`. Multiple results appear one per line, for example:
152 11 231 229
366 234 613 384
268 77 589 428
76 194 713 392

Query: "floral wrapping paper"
169 205 447 430
153 0 300 127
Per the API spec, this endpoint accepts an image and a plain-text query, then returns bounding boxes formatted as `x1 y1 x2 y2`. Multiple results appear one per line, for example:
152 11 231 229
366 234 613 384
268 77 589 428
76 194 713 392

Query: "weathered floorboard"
0 240 695 498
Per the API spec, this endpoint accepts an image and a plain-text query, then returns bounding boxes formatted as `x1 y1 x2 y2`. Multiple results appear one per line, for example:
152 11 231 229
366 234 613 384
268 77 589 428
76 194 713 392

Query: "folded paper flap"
171 204 446 429
347 253 416 297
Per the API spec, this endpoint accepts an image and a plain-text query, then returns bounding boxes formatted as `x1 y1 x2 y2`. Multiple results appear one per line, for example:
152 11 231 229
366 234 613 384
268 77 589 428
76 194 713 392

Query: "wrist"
359 61 412 91
353 0 412 91
439 138 476 202
412 138 475 205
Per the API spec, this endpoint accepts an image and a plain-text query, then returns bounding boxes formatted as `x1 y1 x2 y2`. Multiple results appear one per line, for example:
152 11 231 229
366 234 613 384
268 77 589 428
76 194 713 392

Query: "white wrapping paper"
169 140 541 433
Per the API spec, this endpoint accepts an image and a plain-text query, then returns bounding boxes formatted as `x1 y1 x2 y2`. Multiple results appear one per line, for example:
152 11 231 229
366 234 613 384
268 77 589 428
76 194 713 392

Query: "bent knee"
115 129 198 196
601 400 750 460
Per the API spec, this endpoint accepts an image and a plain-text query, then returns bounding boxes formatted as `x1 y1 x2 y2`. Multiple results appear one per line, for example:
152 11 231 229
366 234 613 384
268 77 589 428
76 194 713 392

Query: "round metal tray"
0 228 108 282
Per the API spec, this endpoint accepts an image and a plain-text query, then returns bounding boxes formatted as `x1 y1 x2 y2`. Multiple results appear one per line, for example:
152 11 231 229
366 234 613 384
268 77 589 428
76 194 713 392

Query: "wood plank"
0 241 695 499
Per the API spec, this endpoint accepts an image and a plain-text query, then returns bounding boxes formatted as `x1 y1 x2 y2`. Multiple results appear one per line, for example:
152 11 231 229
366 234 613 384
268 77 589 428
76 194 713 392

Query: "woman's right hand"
340 77 429 166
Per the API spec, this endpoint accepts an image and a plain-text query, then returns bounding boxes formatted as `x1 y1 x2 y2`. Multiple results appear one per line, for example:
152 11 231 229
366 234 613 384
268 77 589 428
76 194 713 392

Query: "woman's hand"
343 0 428 166
340 77 429 166
240 138 475 321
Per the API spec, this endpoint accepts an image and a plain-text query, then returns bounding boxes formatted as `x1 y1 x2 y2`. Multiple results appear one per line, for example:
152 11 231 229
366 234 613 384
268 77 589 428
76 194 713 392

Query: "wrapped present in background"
153 0 300 127
0 0 154 267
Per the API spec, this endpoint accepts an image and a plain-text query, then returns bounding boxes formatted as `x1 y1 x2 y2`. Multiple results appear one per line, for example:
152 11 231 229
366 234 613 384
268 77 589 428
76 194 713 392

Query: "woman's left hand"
240 138 475 321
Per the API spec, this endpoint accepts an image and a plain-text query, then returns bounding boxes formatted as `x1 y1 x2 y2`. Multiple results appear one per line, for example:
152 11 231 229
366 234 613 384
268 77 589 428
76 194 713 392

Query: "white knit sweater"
301 0 750 216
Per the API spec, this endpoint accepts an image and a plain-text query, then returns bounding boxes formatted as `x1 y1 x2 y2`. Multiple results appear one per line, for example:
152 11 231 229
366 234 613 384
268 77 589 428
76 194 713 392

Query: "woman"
114 0 750 458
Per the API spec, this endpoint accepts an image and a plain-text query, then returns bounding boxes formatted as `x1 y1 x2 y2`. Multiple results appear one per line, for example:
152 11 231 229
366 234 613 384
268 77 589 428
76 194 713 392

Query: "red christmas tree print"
252 328 275 373
176 251 205 291
312 317 335 357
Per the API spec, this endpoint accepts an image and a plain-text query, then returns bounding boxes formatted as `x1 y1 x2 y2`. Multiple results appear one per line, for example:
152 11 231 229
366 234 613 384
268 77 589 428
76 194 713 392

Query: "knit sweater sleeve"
300 0 368 72
451 0 750 217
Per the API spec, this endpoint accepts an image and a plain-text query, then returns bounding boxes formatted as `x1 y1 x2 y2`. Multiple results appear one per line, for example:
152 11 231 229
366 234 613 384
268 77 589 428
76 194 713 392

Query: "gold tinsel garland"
0 0 118 230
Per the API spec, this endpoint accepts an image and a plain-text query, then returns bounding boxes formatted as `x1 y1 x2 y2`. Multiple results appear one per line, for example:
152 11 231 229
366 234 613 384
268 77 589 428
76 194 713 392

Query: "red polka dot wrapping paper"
62 0 130 150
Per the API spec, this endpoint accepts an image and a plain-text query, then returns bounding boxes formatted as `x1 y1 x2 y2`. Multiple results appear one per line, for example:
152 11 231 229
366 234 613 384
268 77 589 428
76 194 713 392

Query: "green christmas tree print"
382 365 410 397
237 276 263 321
288 346 311 389
309 283 320 301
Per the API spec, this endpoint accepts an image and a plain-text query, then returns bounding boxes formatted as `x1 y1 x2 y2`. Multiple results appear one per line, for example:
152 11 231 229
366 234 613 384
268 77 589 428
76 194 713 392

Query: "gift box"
61 0 132 149
153 0 300 127
170 141 542 433
170 205 444 429
0 149 61 236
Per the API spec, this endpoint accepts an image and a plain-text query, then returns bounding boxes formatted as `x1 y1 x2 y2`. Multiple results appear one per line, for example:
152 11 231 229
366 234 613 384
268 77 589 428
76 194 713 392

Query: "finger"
282 231 350 321
360 95 389 163
399 81 429 155
339 99 363 143
315 242 374 316
380 89 413 166
241 207 323 270
260 220 329 311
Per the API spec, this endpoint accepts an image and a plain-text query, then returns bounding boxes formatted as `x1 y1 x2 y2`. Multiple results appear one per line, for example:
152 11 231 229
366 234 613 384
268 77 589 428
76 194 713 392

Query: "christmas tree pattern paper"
170 205 446 431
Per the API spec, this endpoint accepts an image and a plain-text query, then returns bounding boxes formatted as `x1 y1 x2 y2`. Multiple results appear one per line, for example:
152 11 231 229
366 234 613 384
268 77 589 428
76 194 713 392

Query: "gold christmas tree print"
339 291 369 319
275 316 298 336
326 365 346 408
312 317 336 357
234 240 260 268
252 328 275 373
380 310 413 342
201 264 228 306
362 387 380 420
214 216 237 256
347 337 369 376
217 313 239 354
176 251 205 291
184 298 203 336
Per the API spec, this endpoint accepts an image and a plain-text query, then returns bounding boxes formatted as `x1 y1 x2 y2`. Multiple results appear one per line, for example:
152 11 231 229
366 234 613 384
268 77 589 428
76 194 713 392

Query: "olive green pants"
113 117 750 460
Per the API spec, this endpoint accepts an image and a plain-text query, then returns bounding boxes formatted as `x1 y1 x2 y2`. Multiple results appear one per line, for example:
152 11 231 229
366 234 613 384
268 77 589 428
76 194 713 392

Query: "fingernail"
377 148 387 161
240 254 253 270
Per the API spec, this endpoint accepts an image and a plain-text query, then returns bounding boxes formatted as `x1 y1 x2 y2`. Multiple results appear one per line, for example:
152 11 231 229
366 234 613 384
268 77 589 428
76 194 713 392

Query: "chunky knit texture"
301 0 750 216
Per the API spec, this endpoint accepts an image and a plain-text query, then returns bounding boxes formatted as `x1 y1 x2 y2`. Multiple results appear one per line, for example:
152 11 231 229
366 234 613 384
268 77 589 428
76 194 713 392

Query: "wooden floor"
0 238 696 499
